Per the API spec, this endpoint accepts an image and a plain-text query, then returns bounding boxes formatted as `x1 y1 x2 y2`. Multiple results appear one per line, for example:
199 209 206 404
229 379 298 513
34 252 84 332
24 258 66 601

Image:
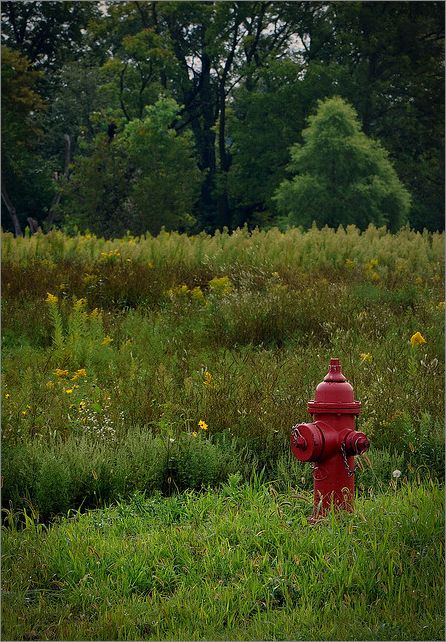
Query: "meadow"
1 225 445 640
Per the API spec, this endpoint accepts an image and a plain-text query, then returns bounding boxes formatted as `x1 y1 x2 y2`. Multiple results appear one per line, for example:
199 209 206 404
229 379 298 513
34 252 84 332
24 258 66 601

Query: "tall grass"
2 225 444 518
2 479 444 641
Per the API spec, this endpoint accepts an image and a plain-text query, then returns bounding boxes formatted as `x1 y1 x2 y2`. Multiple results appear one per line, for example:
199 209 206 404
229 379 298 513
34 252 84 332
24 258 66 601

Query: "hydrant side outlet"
290 358 370 522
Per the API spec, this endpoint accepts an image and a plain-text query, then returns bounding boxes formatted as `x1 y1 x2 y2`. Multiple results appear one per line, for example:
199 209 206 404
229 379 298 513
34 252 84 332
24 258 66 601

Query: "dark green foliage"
2 1 443 235
60 99 201 237
274 97 411 231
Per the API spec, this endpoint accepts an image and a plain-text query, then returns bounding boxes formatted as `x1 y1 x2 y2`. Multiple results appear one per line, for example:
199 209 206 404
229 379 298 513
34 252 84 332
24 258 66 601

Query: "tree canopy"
1 1 444 236
274 96 411 231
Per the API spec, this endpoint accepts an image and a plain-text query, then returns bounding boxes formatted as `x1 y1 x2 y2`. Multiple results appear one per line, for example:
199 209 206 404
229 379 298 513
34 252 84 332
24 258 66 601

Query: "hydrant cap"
308 358 361 415
323 358 347 382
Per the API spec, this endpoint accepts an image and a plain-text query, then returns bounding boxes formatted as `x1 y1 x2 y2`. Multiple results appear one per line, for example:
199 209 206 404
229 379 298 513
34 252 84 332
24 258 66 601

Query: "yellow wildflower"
198 420 208 431
360 353 373 363
73 297 87 311
71 368 87 381
46 381 55 389
45 292 58 305
191 286 205 303
65 388 73 394
5 393 10 399
410 331 426 347
208 276 233 296
191 431 198 438
271 271 280 278
21 410 27 416
101 336 113 346
79 400 87 410
203 370 213 386
54 369 69 378
437 301 445 311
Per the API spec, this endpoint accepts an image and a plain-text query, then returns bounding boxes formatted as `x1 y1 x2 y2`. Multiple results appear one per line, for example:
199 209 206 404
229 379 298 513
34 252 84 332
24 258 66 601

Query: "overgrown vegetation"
2 226 444 521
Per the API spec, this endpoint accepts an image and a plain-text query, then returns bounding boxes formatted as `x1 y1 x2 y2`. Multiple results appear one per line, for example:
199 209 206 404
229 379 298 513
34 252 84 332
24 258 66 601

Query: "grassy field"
1 225 445 640
2 479 444 641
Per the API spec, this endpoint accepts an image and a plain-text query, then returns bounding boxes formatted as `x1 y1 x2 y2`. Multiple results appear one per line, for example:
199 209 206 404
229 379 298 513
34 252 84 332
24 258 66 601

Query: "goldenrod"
410 331 426 347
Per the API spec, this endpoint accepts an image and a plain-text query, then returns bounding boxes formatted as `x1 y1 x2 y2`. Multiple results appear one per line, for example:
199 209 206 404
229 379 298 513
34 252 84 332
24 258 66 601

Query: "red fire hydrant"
291 358 369 523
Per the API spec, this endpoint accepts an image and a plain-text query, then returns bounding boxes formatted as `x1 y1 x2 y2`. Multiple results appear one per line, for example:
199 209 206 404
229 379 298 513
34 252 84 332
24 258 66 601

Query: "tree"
1 46 52 234
319 2 444 231
60 98 201 237
118 98 201 235
273 96 411 231
1 1 99 76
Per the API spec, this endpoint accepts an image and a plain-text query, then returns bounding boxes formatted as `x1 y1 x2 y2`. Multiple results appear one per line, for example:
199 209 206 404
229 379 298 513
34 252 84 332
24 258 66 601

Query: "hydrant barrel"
290 358 370 522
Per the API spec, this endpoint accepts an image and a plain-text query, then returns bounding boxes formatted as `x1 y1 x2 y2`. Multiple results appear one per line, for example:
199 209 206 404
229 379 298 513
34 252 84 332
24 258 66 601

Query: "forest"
1 0 444 237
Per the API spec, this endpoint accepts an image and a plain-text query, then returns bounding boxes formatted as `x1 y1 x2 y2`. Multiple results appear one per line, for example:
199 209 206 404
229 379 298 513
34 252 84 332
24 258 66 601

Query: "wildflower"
101 336 113 346
5 393 10 399
79 401 87 410
82 273 97 285
71 368 87 381
271 271 280 278
437 301 445 311
191 431 198 438
46 381 55 389
198 419 208 431
191 286 205 303
366 258 379 269
65 388 73 394
208 276 233 296
73 297 87 311
54 369 69 377
392 470 401 479
203 371 213 386
410 331 426 347
21 410 27 416
45 292 58 305
360 353 373 363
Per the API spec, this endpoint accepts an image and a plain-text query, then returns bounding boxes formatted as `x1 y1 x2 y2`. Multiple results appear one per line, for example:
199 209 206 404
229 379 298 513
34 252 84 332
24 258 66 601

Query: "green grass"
2 478 444 641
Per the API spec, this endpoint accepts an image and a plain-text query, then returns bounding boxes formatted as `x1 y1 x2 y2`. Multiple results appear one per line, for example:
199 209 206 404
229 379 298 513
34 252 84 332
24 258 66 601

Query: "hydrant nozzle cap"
323 358 348 383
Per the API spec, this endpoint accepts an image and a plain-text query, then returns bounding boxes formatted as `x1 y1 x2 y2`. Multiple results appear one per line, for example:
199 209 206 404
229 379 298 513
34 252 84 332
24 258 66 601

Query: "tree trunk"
45 133 71 228
1 181 23 236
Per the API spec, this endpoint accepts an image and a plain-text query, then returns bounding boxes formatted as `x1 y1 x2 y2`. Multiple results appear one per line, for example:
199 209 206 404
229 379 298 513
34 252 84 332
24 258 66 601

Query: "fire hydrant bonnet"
308 358 361 414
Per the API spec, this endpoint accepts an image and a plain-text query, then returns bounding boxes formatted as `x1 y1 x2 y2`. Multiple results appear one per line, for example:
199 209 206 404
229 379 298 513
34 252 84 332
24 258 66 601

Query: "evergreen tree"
274 97 411 231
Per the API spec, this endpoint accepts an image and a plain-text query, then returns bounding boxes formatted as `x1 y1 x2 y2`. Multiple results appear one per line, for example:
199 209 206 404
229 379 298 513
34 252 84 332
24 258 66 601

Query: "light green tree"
274 96 411 231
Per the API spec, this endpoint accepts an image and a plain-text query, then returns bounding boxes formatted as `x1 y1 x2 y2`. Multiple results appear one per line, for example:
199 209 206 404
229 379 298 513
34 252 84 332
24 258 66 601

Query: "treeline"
1 1 444 236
